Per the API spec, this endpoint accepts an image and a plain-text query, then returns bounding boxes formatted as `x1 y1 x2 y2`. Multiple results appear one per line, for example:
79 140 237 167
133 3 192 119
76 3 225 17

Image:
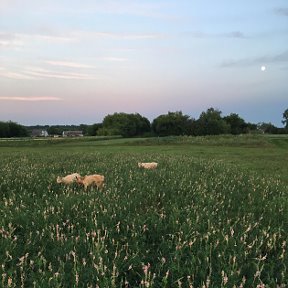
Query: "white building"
62 131 83 137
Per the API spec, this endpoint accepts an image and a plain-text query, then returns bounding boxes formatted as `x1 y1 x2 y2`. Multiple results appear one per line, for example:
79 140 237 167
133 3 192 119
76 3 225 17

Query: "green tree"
152 111 192 136
257 122 278 134
282 108 288 128
87 123 102 136
245 122 258 133
79 124 89 135
223 113 246 135
47 126 62 135
97 127 120 136
196 108 230 136
101 113 151 137
0 121 28 138
131 113 151 136
0 122 9 137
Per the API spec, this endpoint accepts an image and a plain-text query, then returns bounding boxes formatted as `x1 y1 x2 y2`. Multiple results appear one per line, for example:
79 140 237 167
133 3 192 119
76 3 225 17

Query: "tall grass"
0 149 287 287
128 134 274 147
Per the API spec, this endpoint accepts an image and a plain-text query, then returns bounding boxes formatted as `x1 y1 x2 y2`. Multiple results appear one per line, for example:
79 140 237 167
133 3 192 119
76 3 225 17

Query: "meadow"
0 135 287 287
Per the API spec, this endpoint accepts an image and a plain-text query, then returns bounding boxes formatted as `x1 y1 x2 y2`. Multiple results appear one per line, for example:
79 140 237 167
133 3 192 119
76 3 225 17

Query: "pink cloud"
0 97 62 101
45 60 95 68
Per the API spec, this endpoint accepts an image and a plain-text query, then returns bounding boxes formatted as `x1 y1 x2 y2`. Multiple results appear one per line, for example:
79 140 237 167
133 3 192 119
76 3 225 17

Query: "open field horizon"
1 134 288 183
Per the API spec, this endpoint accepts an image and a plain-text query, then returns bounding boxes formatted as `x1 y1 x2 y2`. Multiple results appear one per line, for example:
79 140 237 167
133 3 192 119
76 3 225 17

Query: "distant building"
62 131 83 137
31 129 49 137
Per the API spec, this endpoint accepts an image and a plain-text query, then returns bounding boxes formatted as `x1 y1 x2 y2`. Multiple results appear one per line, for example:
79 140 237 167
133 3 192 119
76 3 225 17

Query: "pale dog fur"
138 162 158 170
76 174 105 191
56 173 81 185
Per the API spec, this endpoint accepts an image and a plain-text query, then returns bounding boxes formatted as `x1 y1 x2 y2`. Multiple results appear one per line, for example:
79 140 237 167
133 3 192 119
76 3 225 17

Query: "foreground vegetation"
0 135 287 287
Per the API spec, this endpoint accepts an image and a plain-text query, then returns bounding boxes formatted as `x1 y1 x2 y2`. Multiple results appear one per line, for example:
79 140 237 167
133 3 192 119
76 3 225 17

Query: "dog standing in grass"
76 174 105 191
56 173 81 185
138 162 158 170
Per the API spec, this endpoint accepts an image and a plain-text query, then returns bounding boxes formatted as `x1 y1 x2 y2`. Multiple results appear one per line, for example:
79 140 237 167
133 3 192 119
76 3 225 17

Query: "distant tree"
100 113 151 137
87 123 102 136
223 113 246 135
47 126 62 135
195 108 230 135
0 122 9 137
131 113 151 136
97 127 120 136
245 122 258 133
187 118 198 136
8 121 28 137
152 111 192 136
0 121 28 138
79 124 89 135
282 108 288 129
257 122 278 134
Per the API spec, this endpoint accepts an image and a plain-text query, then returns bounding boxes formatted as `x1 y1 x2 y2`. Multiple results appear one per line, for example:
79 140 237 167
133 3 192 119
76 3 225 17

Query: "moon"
261 66 266 71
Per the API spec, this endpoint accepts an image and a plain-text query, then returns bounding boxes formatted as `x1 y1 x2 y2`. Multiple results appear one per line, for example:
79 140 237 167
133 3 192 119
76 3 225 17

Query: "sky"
0 0 287 126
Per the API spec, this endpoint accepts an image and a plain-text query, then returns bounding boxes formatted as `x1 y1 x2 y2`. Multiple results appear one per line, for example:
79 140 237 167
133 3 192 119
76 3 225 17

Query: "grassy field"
0 135 287 287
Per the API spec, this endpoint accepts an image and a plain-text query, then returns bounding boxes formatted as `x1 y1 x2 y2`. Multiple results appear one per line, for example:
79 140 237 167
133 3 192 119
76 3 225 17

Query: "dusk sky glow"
0 1 287 126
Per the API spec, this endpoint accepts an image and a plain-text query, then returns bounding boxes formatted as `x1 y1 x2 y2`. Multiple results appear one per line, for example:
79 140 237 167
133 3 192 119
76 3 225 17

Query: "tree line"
1 107 288 138
0 121 29 138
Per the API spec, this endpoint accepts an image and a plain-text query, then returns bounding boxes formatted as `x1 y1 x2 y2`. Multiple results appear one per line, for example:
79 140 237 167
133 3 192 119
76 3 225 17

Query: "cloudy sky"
0 0 287 126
